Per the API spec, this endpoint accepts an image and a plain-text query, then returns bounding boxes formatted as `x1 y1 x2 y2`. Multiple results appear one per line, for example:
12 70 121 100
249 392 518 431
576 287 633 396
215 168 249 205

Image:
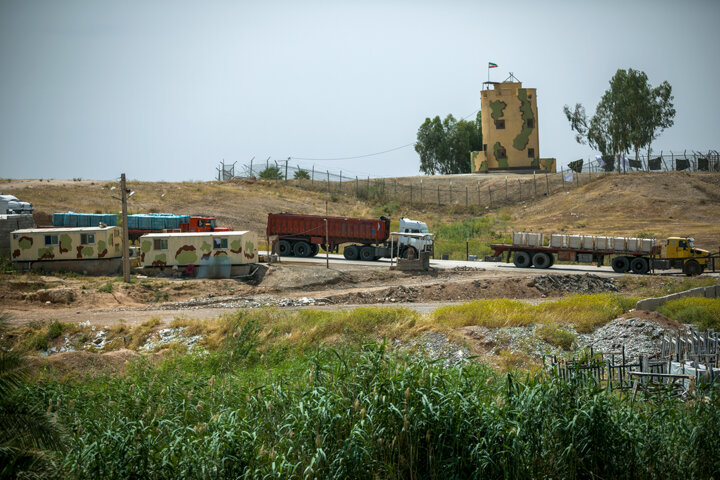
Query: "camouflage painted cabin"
139 231 258 268
10 226 122 262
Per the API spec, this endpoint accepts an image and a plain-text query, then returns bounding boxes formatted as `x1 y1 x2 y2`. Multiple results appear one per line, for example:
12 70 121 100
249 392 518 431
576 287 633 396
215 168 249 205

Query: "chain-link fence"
219 149 718 210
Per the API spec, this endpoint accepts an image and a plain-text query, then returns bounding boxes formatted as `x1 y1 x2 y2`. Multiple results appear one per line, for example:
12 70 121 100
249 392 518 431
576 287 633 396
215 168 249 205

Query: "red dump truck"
266 213 433 261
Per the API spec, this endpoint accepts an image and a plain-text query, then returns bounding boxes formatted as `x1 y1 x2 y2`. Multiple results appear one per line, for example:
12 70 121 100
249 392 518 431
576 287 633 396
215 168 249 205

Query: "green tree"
293 168 310 180
259 165 283 180
0 316 64 478
415 112 482 175
563 68 674 171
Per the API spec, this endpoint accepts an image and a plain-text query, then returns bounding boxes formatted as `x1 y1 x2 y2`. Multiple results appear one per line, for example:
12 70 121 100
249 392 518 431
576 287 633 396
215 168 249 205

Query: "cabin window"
213 238 228 249
81 233 95 245
45 235 58 246
153 238 168 250
679 240 687 249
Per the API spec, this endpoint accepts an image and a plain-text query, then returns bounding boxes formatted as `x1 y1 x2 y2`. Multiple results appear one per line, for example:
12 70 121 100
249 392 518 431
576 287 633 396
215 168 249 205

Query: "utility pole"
121 173 130 283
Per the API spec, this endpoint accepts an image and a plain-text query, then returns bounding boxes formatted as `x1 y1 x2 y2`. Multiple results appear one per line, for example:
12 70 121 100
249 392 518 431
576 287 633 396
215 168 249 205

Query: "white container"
626 238 639 251
551 234 566 248
568 235 581 249
581 236 595 250
527 233 544 247
640 238 655 253
613 237 627 251
513 232 527 246
595 236 609 250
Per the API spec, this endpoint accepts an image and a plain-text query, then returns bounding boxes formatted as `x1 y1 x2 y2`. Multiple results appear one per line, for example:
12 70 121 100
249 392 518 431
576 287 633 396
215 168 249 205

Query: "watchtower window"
495 119 505 129
526 119 534 128
528 148 535 158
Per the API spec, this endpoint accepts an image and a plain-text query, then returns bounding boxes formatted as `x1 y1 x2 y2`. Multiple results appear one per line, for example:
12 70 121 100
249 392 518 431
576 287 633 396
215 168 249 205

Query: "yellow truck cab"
664 237 709 275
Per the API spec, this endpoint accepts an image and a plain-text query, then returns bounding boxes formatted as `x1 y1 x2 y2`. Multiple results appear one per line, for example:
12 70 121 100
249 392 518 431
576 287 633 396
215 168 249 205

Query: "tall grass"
432 214 512 260
658 297 720 330
433 294 636 333
27 343 720 479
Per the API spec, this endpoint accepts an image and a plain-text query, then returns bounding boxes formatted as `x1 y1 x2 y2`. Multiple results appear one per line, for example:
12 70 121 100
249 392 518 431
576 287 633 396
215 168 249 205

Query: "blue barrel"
52 213 64 226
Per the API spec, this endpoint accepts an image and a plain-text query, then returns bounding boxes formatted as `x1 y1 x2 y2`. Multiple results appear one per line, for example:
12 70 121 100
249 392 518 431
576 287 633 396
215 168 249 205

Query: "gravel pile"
576 317 670 359
140 327 202 352
529 274 618 295
115 295 328 311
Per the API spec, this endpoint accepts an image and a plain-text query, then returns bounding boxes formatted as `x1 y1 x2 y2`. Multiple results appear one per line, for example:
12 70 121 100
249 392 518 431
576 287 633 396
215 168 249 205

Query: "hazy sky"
1 0 719 181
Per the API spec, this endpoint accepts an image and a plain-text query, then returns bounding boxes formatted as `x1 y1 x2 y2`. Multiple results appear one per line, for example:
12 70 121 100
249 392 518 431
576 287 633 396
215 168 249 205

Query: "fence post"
561 169 565 189
249 158 253 178
285 159 289 181
545 172 549 196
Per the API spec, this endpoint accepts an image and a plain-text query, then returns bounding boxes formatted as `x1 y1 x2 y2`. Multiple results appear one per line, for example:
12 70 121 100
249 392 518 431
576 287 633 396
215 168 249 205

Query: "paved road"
267 252 719 278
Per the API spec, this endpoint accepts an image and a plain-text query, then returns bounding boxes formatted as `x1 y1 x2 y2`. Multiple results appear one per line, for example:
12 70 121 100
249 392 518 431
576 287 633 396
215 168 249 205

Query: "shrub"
536 322 576 350
293 169 310 180
658 297 720 330
259 165 283 180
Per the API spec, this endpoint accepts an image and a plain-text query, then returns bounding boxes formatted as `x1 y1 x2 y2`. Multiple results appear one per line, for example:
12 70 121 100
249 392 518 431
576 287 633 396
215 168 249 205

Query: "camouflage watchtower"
471 80 555 173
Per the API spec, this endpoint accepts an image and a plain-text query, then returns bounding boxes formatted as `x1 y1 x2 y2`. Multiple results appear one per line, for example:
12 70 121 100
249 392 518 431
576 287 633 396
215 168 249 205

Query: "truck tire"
309 244 319 257
630 257 649 275
532 252 552 269
683 259 701 276
293 241 311 257
343 245 359 260
611 256 630 273
359 246 374 261
278 240 292 256
513 251 531 268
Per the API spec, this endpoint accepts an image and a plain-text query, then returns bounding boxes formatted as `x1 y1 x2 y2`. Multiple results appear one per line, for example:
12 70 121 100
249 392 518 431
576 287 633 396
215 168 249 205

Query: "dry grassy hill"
1 171 718 248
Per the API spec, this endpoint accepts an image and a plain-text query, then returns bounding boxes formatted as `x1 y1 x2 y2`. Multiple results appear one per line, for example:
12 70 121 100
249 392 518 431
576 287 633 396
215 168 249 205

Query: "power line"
290 142 417 162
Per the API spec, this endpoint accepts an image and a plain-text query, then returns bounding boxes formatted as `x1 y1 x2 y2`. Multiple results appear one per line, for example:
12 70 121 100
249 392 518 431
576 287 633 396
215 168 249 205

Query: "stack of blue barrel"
52 212 118 227
127 214 190 230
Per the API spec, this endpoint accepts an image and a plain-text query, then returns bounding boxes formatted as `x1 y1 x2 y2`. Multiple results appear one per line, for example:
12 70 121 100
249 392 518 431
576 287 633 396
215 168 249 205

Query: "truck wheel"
532 252 552 269
630 257 649 275
343 245 359 260
513 251 531 268
278 240 292 256
611 256 630 273
683 259 701 276
309 244 319 257
401 246 418 260
293 241 311 257
359 246 374 261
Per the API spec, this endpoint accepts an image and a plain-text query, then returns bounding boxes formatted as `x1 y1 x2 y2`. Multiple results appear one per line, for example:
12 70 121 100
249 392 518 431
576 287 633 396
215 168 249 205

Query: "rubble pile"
140 327 202 352
529 274 618 295
577 317 671 359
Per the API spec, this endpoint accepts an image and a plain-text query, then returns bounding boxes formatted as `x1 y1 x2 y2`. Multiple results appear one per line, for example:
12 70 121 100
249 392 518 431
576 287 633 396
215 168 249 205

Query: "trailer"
266 213 433 261
490 233 716 275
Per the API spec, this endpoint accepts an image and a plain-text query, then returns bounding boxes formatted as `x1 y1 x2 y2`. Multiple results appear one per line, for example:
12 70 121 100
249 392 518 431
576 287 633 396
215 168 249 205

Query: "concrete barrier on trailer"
636 285 720 311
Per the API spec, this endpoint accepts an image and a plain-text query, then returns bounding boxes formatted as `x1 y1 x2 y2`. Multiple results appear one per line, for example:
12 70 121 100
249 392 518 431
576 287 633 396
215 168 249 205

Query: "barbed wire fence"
215 150 719 209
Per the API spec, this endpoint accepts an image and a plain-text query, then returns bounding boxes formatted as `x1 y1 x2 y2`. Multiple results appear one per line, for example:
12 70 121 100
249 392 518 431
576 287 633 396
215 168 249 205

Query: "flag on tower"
488 62 498 68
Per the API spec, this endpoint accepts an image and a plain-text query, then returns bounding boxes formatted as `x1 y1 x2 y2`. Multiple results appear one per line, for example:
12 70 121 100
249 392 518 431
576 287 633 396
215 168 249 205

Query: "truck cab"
397 217 433 256
665 237 710 275
181 216 232 233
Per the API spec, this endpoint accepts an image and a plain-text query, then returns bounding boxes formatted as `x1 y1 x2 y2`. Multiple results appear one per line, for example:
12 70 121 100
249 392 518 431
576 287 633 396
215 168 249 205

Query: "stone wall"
636 284 720 311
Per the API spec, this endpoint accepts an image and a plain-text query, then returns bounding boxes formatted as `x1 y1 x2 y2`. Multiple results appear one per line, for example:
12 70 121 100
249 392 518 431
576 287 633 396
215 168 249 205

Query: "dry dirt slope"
1 172 718 246
510 171 720 247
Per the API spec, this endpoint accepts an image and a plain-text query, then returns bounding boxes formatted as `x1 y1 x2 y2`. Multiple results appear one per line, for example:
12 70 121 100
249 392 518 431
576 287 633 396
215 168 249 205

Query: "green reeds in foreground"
27 343 720 480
